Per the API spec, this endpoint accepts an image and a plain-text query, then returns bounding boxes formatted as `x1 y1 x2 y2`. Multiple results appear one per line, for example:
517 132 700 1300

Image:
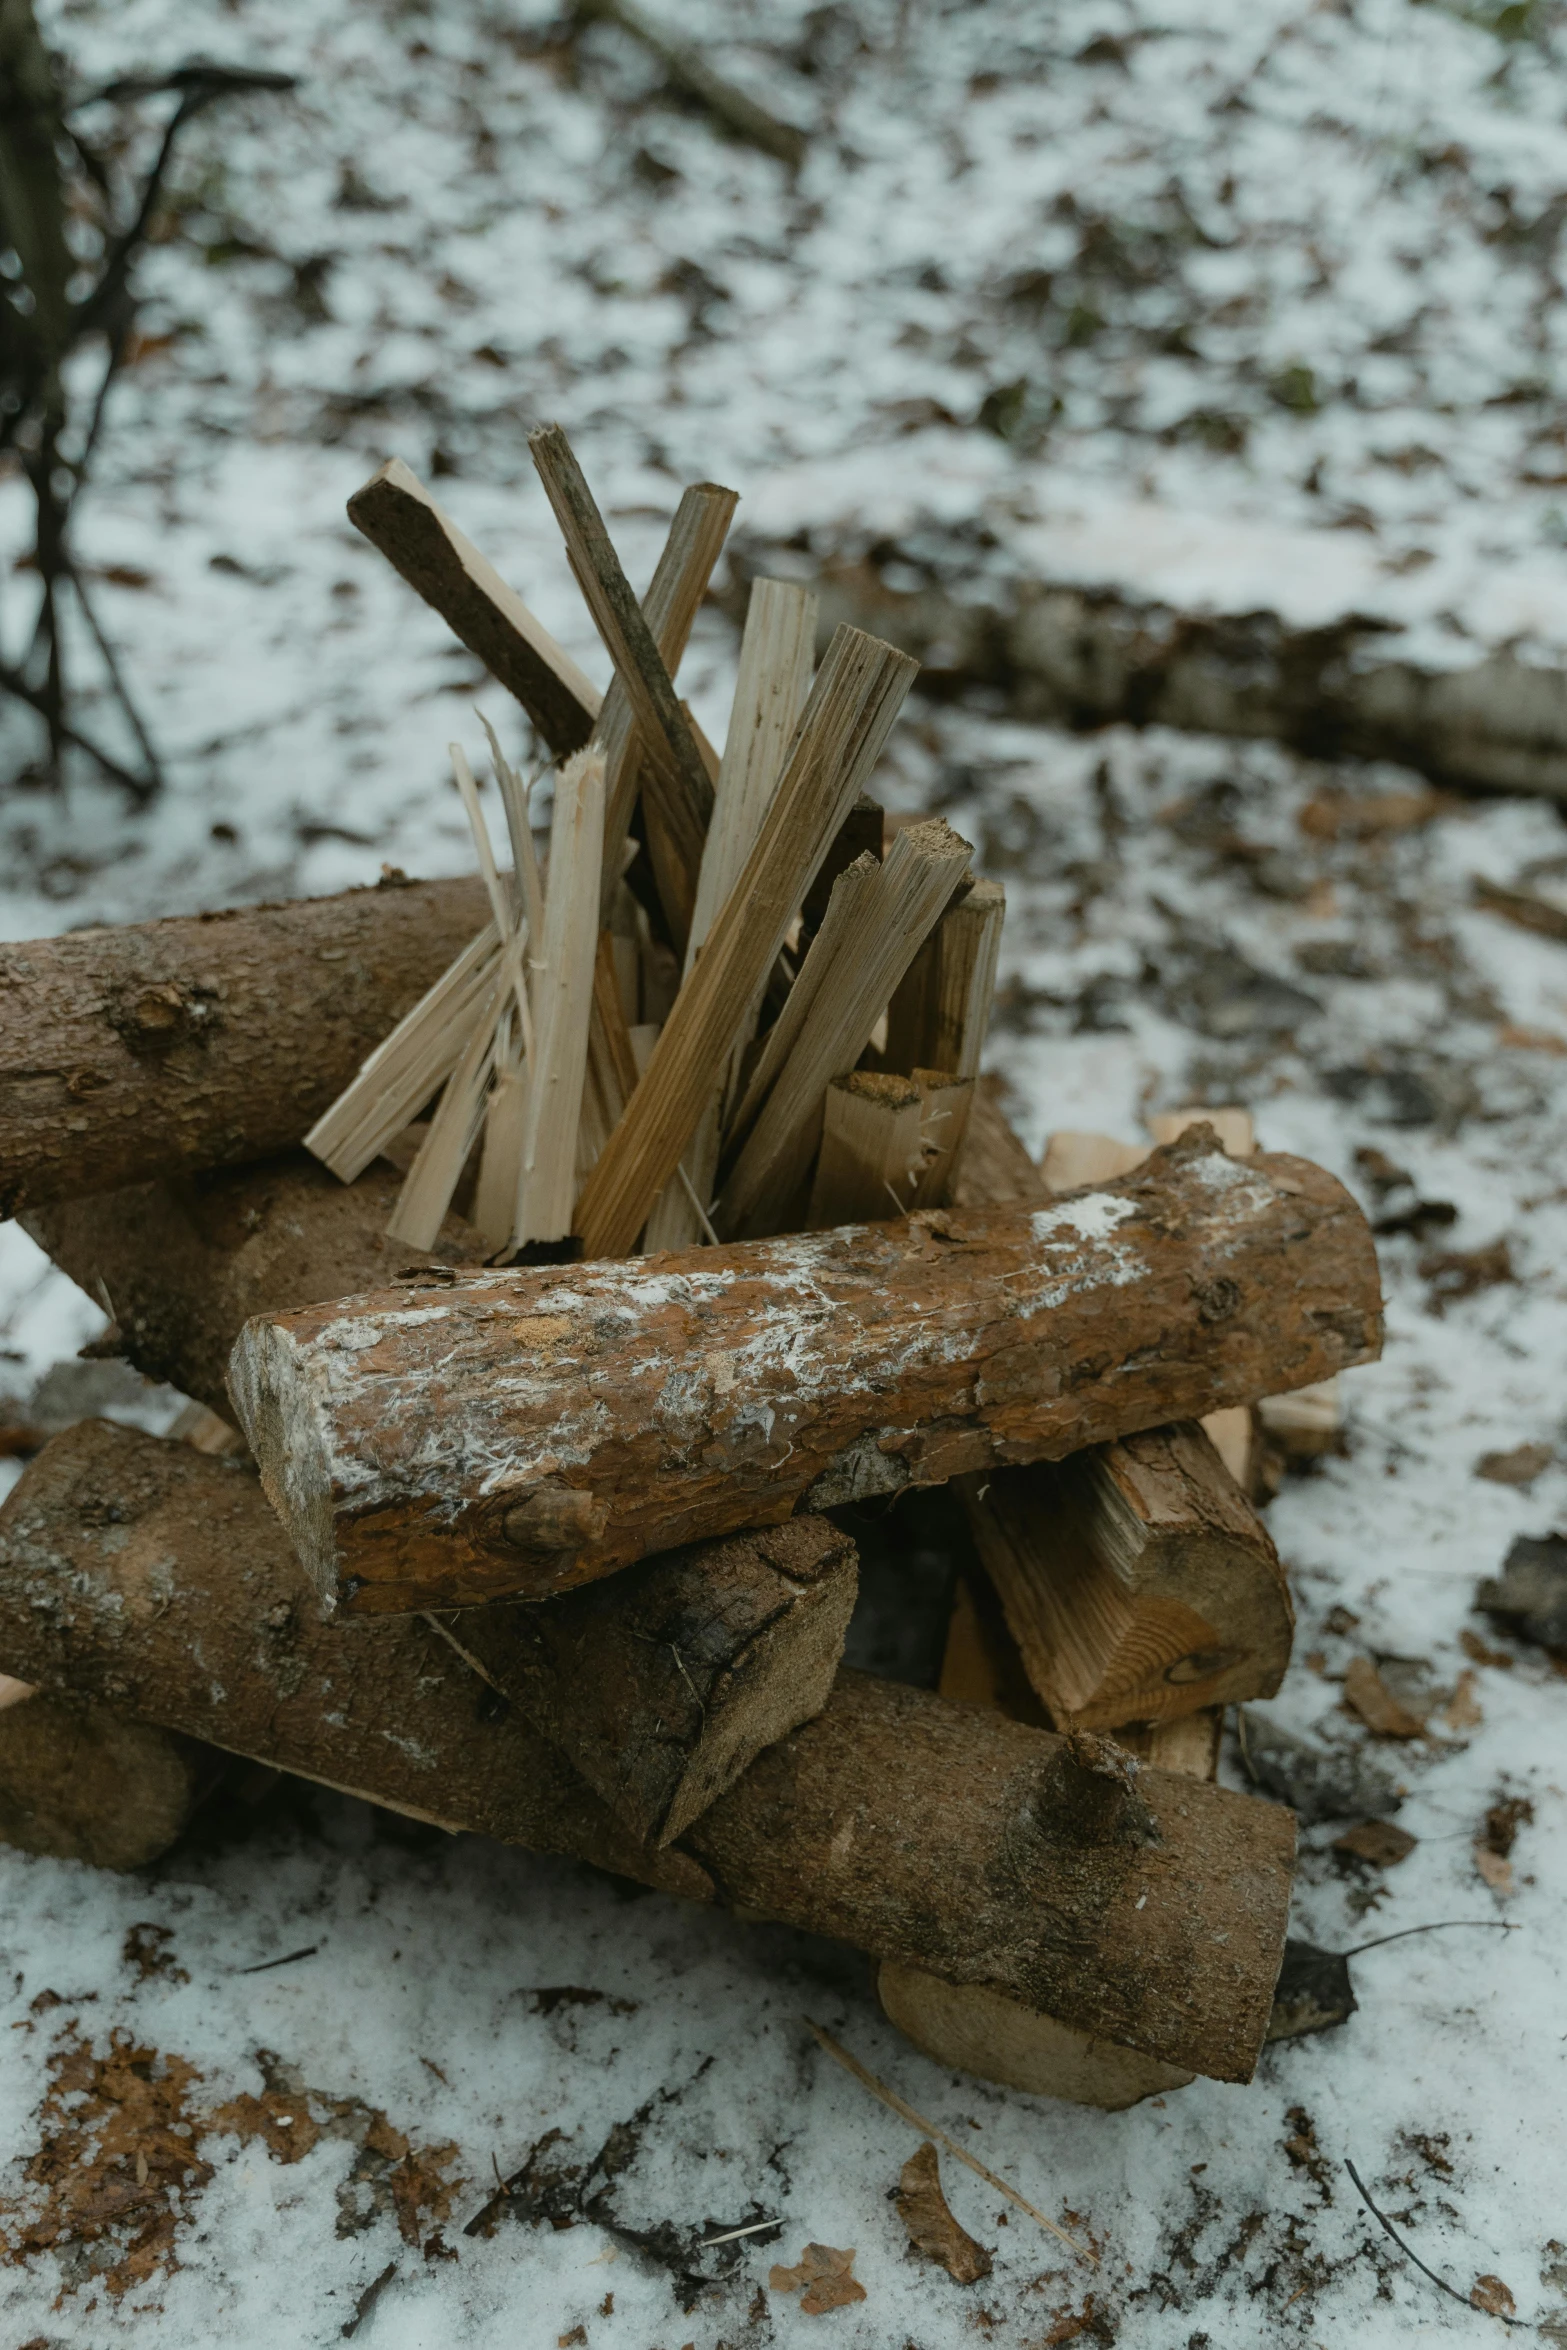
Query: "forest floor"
3 2 1567 2343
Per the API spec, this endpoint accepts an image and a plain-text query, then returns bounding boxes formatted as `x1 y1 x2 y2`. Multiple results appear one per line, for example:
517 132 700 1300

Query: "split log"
230 1126 1382 1615
0 1686 221 1872
454 1513 857 1846
347 459 600 755
0 1422 1296 2083
23 1151 488 1422
25 1158 855 1835
959 1423 1293 1730
0 874 491 1216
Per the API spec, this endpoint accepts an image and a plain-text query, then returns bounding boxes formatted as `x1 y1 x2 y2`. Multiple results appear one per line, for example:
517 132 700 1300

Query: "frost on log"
229 1127 1382 1615
0 1422 1295 2084
0 875 489 1215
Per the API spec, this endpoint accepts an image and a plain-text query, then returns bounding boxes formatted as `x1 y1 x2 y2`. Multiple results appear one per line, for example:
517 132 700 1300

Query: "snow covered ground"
4 0 1567 2340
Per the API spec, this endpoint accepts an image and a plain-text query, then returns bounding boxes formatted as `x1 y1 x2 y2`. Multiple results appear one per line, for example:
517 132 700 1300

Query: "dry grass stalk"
644 578 819 1251
347 457 600 754
718 817 973 1241
514 749 606 1248
572 624 919 1259
803 2020 1093 2262
528 424 719 944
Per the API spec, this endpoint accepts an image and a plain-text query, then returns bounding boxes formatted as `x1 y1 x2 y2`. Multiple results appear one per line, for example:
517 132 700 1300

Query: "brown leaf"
1343 1656 1426 1738
1474 1441 1552 1486
770 2242 867 2313
1482 1795 1533 1857
896 2141 993 2284
1333 1820 1418 1868
389 2140 463 2247
1471 2274 1516 2317
1420 1240 1514 1312
1474 1844 1514 1896
1460 1629 1514 1671
208 2089 321 2166
1438 1670 1483 1732
1300 789 1449 839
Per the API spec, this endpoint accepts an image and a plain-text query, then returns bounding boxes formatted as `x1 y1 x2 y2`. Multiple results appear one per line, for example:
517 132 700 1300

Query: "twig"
1346 1920 1520 1958
804 2019 1095 2264
341 2259 397 2339
235 1943 319 1975
698 2216 780 2248
1344 2159 1525 2326
577 0 808 169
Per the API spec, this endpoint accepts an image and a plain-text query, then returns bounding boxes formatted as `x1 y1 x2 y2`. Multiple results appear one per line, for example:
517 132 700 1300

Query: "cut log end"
0 1690 215 1872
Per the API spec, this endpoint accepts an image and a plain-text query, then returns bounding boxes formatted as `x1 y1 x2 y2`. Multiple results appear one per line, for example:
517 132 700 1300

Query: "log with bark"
0 874 490 1216
959 1423 1293 1730
24 1154 858 1841
0 1677 223 1872
228 1125 1383 1615
0 1421 1296 2083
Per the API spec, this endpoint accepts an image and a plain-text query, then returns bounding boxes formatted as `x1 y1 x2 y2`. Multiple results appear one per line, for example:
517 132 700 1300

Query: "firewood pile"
0 431 1384 2106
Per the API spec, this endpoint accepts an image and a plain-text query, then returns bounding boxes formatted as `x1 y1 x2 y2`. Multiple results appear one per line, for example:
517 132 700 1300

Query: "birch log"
229 1127 1382 1615
0 1422 1295 2084
0 876 491 1216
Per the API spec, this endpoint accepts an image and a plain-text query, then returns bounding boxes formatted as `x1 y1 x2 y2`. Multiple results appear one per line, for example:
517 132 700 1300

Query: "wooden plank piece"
515 749 606 1248
228 1131 1383 1614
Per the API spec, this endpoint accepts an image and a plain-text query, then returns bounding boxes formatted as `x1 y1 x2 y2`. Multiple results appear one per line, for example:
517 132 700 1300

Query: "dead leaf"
1300 789 1449 839
1460 1628 1514 1670
1343 1657 1426 1738
1496 1022 1567 1055
1438 1670 1483 1732
1474 1441 1552 1486
1482 1795 1533 1857
770 2242 867 2314
390 2141 462 2246
1472 2274 1517 2317
208 2090 321 2166
896 2141 992 2284
1333 1820 1418 1868
1474 1844 1513 1896
122 1923 189 1986
1420 1240 1514 1313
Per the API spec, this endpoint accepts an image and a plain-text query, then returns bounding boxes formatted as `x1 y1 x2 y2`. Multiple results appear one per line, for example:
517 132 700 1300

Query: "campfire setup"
0 431 1383 2106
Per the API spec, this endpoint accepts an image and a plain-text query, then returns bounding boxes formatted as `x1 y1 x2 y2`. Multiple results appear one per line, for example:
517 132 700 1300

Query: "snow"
4 0 1567 2339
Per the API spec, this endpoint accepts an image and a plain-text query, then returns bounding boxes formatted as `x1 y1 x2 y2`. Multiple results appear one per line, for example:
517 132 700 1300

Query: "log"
455 1513 857 1846
0 874 492 1216
903 1592 1222 2104
0 1422 1296 2083
229 1125 1382 1615
23 1151 489 1423
959 1423 1293 1730
24 1158 855 1835
0 1685 221 1872
347 458 600 755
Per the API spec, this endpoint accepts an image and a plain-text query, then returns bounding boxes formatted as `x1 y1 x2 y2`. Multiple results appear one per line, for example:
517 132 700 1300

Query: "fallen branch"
577 0 808 170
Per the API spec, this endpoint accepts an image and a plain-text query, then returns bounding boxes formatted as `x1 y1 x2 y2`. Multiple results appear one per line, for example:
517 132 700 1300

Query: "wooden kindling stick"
570 623 919 1261
716 816 974 1241
513 748 606 1250
644 577 819 1252
528 423 727 947
347 457 601 755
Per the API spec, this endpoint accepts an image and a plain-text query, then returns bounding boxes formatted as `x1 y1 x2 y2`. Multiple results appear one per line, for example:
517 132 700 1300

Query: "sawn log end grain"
229 1127 1383 1617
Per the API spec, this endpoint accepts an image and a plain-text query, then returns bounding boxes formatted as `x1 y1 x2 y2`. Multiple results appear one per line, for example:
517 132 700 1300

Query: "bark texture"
0 1689 218 1871
229 1126 1383 1615
458 1513 857 1845
960 1422 1294 1730
0 1422 1295 2082
0 875 490 1215
24 1151 489 1421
